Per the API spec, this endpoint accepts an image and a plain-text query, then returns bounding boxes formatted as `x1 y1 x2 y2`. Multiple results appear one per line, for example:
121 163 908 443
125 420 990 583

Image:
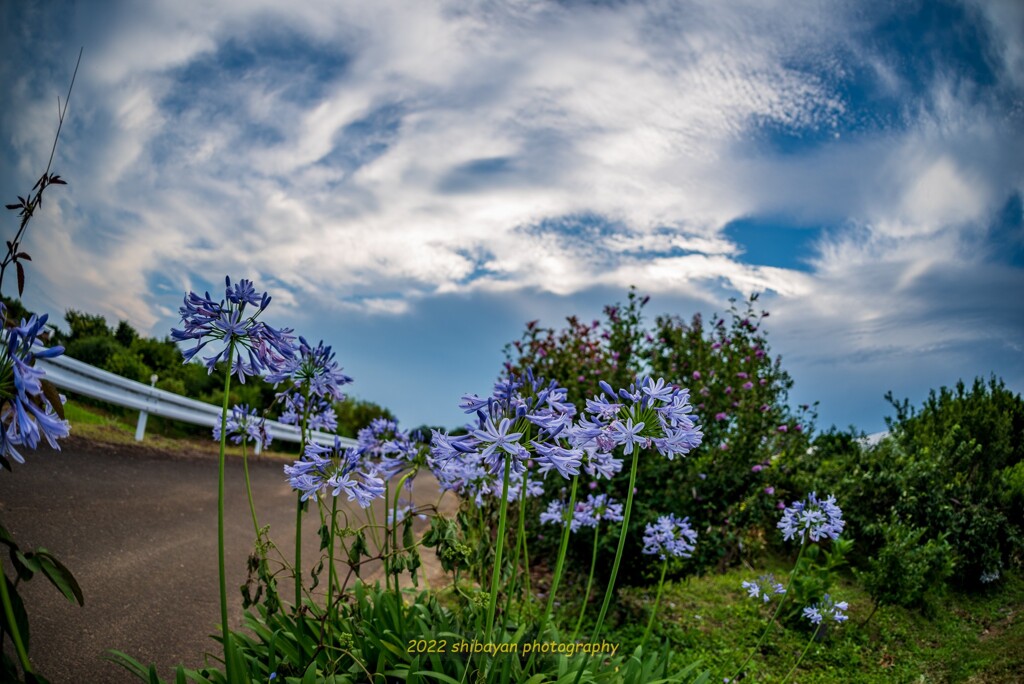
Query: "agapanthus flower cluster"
284 437 384 508
0 306 70 466
642 514 698 560
431 373 702 500
355 418 421 479
171 276 295 382
539 493 624 533
741 573 786 604
429 431 545 506
802 594 849 625
778 492 845 544
578 376 703 462
212 403 272 449
278 392 338 433
432 372 583 481
267 337 352 402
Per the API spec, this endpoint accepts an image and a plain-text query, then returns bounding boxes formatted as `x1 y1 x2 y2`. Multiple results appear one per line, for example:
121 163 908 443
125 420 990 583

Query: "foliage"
783 376 1023 606
504 290 817 580
857 520 953 616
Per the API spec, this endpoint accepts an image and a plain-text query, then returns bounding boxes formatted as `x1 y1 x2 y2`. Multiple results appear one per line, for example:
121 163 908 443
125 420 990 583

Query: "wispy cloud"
2 0 1021 429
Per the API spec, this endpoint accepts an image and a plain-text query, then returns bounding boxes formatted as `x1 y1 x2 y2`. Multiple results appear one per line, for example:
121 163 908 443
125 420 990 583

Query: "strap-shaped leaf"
28 550 83 606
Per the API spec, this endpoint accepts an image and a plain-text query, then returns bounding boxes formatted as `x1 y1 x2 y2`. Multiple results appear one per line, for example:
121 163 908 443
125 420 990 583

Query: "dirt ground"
0 435 454 683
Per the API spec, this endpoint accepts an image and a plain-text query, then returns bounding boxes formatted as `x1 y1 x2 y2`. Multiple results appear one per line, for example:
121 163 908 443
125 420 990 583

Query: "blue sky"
2 0 1022 434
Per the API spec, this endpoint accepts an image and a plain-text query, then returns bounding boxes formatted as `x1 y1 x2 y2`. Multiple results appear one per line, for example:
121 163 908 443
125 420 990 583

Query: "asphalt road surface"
0 436 452 683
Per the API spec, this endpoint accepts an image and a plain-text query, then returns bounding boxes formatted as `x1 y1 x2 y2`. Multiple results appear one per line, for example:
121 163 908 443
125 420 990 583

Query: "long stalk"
0 555 33 677
571 450 641 684
503 477 530 618
293 388 312 611
640 558 669 648
781 626 819 683
327 496 338 615
571 525 601 641
542 476 579 626
216 346 236 681
240 441 260 540
484 457 513 645
589 448 639 640
524 476 579 677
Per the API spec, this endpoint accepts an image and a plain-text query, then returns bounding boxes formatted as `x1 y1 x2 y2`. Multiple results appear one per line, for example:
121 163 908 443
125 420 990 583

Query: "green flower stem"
542 475 579 626
391 471 416 571
571 525 601 641
640 558 669 648
571 448 640 684
781 626 819 683
293 389 312 611
484 456 513 646
589 448 640 640
383 480 390 592
503 477 530 618
327 496 338 615
523 476 580 677
729 542 807 682
216 345 235 682
0 554 33 677
240 441 260 540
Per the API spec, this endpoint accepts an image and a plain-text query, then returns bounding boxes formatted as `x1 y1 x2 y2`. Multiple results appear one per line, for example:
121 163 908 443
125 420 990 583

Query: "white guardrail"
35 350 357 454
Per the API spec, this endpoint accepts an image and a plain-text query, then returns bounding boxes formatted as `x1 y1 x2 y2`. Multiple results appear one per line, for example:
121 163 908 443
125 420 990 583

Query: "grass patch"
593 562 1024 683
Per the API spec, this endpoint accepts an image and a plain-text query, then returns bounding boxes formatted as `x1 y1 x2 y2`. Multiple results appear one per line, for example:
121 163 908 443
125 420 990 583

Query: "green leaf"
301 660 318 684
33 550 84 606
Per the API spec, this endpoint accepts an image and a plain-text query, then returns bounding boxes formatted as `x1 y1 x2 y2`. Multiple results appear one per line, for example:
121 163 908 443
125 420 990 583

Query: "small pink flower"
751 465 763 472
777 425 788 433
725 386 733 395
777 501 786 509
700 387 710 396
755 349 765 358
736 372 748 379
720 442 729 451
794 424 803 433
711 342 721 350
764 486 775 495
760 378 767 386
742 382 754 390
715 412 728 421
760 404 770 412
578 375 586 382
588 481 598 490
732 401 740 407
692 370 701 380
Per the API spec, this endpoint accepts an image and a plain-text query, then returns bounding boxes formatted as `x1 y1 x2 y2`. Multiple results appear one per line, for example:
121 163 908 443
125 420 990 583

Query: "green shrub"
858 520 953 617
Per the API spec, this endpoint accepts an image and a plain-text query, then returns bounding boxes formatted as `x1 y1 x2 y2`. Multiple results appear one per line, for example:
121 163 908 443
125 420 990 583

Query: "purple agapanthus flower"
778 492 845 544
171 276 295 383
741 573 786 604
284 437 384 508
278 392 338 434
266 336 352 402
803 593 849 625
642 514 698 560
212 403 272 449
0 306 70 467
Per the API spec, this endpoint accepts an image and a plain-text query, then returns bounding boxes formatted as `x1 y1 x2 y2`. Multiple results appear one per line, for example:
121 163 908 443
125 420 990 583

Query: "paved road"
0 436 452 683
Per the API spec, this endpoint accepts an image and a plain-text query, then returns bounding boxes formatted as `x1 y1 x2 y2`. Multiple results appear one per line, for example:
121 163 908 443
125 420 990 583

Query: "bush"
505 290 817 581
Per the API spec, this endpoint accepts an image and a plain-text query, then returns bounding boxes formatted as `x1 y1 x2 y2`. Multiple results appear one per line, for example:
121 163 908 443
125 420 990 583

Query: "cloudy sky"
2 0 1022 434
